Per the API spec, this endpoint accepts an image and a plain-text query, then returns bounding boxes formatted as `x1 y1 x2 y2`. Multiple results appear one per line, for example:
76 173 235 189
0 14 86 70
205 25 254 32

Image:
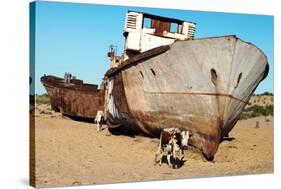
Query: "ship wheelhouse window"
150 68 156 76
170 23 178 33
139 71 144 79
143 17 152 28
235 73 243 88
210 69 217 86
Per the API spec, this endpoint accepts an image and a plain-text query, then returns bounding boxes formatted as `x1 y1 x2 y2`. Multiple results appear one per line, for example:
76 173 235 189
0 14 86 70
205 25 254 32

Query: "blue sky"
31 1 274 94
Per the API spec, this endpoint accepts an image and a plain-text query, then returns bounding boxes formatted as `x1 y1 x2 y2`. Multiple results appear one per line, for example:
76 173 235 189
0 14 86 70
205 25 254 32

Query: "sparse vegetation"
40 110 52 115
36 93 51 105
240 92 274 120
253 92 273 96
240 104 273 120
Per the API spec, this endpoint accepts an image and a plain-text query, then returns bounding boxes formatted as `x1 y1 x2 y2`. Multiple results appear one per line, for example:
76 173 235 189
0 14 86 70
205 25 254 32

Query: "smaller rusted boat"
41 74 104 119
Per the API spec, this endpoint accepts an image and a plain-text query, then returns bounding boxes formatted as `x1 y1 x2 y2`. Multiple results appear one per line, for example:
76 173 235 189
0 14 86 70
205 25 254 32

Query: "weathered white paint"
107 79 120 119
124 11 196 58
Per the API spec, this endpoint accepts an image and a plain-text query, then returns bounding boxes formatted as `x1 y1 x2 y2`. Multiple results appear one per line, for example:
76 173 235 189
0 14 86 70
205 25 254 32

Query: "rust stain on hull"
132 110 222 160
41 75 104 119
143 90 249 104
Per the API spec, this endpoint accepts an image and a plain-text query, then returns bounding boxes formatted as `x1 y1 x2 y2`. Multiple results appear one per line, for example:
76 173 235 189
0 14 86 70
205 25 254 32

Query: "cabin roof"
128 10 196 25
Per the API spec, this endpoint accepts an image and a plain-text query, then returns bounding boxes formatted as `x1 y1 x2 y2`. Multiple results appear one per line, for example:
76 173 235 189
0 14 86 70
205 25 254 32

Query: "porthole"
235 73 242 88
210 69 217 85
150 68 156 76
139 71 144 79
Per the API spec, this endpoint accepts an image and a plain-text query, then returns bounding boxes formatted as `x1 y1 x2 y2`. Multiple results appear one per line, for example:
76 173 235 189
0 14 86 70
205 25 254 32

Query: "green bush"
239 112 251 120
253 92 274 96
265 104 273 115
240 104 274 120
40 110 52 115
36 93 51 105
262 92 273 96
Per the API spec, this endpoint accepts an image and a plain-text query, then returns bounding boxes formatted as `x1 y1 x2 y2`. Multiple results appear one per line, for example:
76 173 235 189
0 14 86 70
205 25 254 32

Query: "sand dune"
32 104 273 188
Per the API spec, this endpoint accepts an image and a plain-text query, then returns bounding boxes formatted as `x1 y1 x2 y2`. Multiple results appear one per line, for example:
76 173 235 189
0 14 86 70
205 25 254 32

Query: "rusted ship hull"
105 36 269 160
41 75 104 119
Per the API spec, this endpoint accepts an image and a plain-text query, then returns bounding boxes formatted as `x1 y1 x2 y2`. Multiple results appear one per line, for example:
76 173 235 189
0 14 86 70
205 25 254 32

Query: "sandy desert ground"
31 104 273 188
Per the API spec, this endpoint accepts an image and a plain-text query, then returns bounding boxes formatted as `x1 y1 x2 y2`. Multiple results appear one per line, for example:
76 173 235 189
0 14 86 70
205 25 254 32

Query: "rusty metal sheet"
151 19 171 36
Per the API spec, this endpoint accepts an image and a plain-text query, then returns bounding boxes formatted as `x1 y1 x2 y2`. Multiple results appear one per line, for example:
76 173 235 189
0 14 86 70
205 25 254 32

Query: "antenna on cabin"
107 45 117 59
107 45 122 68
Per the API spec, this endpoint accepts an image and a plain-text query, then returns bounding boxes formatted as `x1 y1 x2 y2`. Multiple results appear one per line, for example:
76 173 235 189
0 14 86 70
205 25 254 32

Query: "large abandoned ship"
104 11 269 160
41 74 104 119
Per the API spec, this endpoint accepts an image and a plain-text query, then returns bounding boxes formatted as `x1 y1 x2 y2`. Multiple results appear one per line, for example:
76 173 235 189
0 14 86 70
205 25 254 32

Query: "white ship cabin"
124 11 196 59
